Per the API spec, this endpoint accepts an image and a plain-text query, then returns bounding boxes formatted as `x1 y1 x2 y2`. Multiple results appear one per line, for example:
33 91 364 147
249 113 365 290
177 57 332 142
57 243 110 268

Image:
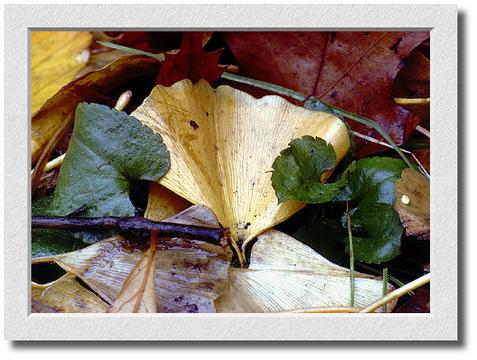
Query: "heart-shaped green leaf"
337 157 406 264
51 103 170 217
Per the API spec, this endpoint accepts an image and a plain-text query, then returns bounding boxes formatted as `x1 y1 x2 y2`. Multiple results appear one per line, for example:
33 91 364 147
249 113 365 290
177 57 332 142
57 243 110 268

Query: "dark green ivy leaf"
271 136 346 204
51 103 170 217
337 157 406 264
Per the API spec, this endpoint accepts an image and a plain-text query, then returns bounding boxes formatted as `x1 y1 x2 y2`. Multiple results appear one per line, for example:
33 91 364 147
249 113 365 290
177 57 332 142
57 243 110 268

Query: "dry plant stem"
96 41 165 61
31 216 229 247
283 306 361 313
31 111 74 196
114 90 133 111
382 267 388 313
393 97 430 105
233 240 246 267
345 201 355 307
352 131 430 179
415 125 431 138
359 273 431 313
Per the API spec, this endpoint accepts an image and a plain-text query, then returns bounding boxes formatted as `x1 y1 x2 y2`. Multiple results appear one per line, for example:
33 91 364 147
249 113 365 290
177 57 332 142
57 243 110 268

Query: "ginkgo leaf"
32 205 229 313
132 79 350 256
108 232 157 313
31 272 109 313
215 229 394 312
31 31 92 115
32 55 160 164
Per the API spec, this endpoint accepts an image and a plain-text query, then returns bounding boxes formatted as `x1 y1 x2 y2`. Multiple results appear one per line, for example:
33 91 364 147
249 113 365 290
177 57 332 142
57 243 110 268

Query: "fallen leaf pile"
31 30 431 314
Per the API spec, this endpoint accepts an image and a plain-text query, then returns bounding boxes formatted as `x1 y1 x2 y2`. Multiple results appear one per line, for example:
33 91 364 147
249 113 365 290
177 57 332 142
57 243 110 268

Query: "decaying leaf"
32 205 229 313
32 31 93 115
223 31 429 157
32 55 160 164
215 229 394 312
132 79 350 253
394 168 430 240
156 32 224 86
31 272 110 313
108 232 157 313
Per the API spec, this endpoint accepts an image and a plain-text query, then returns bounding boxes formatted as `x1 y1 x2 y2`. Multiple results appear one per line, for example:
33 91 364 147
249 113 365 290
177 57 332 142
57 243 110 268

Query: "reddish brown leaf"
394 288 430 313
223 31 429 158
102 31 183 53
157 32 224 86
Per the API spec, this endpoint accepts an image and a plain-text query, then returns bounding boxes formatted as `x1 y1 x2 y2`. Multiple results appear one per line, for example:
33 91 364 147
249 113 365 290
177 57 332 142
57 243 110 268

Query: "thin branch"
345 201 355 307
393 97 430 105
352 131 430 179
415 125 430 138
96 41 165 61
382 267 389 313
31 215 229 247
359 273 430 313
283 306 361 313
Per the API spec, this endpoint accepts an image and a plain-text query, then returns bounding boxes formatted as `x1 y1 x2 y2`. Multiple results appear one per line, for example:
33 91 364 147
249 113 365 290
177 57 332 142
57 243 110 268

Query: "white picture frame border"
4 4 457 341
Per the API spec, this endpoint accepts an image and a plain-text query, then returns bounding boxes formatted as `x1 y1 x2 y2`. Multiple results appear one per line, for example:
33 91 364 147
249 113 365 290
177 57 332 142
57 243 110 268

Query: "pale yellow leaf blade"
132 79 351 251
32 271 109 313
108 244 157 313
31 31 92 115
215 229 395 313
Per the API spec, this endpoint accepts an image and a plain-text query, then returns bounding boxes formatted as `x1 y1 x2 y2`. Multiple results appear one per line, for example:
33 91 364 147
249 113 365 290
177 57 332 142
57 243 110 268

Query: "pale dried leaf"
108 243 157 313
31 272 109 313
33 205 229 313
132 79 350 250
215 229 395 312
394 168 430 240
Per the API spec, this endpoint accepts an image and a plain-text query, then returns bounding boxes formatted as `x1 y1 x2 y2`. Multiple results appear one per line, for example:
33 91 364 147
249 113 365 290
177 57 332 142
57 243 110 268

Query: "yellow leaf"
108 232 157 313
31 31 92 115
31 55 160 164
31 271 109 313
215 229 395 312
32 205 229 313
132 79 351 259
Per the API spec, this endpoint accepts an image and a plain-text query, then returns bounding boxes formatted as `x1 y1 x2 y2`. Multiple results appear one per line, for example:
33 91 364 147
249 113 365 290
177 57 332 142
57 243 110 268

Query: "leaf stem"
97 41 415 168
382 267 389 312
96 41 165 61
31 215 229 247
359 273 430 313
345 201 355 307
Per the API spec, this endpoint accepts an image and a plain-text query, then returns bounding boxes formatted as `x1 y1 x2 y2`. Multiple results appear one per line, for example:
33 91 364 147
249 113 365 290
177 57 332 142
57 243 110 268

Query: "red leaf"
394 288 430 313
157 32 224 86
224 32 429 158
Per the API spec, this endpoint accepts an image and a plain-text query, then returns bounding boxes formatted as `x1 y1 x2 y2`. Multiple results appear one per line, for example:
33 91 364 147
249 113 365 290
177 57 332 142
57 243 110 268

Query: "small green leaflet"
336 157 406 264
271 136 346 204
51 102 170 217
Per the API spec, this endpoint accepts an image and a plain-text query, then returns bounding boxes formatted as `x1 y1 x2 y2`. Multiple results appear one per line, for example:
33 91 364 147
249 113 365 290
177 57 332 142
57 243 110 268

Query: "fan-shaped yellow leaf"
132 80 351 257
215 229 395 312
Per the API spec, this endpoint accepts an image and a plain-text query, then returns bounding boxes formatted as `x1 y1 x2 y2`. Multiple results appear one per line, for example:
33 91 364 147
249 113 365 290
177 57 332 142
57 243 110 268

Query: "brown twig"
31 215 229 247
